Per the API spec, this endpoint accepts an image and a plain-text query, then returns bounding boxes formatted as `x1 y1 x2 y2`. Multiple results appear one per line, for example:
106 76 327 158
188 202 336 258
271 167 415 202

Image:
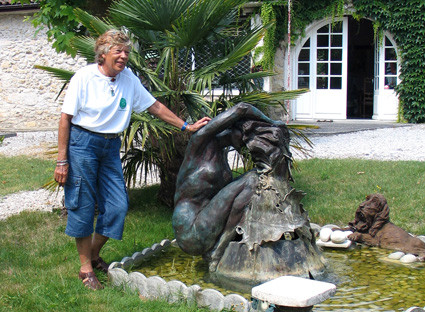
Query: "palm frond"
74 8 115 37
34 65 74 83
169 0 248 48
190 26 266 91
110 0 195 32
232 89 310 107
71 36 96 63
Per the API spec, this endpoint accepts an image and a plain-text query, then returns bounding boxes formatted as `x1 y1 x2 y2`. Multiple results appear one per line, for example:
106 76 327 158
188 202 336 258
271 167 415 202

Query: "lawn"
0 156 424 311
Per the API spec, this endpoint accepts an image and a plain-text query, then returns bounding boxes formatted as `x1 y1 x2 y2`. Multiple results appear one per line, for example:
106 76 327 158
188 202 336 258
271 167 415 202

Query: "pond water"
135 245 425 311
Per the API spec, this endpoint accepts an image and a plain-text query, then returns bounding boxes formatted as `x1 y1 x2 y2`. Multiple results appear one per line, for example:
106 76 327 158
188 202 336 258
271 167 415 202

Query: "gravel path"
1 125 424 220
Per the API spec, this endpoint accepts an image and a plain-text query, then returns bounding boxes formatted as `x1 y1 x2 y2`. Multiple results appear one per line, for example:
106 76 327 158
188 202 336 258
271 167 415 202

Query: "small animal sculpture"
342 193 425 260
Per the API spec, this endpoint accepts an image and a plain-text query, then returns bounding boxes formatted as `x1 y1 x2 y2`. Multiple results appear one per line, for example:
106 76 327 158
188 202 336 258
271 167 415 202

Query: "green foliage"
11 0 112 56
351 0 425 123
257 0 425 122
258 0 345 69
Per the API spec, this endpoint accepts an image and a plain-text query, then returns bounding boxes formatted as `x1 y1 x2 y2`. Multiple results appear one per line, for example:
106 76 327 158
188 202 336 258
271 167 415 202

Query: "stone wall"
0 11 86 131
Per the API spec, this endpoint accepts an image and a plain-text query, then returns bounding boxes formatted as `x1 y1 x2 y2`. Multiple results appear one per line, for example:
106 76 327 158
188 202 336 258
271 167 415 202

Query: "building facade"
0 2 85 131
268 15 400 121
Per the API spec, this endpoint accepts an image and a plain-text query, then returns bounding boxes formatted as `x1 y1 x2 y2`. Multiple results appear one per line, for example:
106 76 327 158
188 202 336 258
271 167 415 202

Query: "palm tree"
42 0 308 206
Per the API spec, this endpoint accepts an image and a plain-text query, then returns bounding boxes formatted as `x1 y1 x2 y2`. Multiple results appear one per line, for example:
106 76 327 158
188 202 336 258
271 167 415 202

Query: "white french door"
372 34 399 120
294 18 348 120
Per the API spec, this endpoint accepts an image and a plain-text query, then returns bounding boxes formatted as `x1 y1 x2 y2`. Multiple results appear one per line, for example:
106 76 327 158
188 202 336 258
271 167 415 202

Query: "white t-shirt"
62 64 156 133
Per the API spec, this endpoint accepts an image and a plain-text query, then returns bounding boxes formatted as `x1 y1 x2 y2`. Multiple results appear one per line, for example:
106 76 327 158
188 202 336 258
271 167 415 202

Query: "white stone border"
107 235 424 312
107 239 251 312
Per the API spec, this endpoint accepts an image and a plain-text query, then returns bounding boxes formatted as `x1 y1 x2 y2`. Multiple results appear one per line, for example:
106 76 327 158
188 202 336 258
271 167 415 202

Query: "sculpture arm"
192 103 277 145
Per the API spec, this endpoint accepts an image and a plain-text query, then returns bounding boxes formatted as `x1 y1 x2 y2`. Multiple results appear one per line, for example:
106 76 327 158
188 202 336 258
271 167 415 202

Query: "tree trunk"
156 132 189 208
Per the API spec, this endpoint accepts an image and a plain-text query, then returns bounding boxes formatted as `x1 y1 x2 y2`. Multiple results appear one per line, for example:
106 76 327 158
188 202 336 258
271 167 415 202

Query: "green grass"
292 158 425 234
0 186 210 312
0 156 424 311
0 155 55 196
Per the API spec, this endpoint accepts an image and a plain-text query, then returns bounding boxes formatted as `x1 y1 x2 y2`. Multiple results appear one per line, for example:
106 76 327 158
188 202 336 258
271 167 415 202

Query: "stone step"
251 276 336 311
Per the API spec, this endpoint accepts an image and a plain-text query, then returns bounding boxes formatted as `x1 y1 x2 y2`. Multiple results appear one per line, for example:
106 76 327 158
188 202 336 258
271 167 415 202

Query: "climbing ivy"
258 0 425 123
352 0 425 123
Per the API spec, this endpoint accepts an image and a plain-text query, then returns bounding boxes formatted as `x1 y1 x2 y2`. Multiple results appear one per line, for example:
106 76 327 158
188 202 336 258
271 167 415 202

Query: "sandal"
78 271 103 290
91 257 109 273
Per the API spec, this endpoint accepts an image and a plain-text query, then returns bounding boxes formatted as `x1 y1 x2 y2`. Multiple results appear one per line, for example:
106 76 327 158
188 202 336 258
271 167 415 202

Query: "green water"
135 245 425 311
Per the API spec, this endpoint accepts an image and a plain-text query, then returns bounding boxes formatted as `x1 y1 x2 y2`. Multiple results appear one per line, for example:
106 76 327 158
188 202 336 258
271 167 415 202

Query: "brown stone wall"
0 12 86 131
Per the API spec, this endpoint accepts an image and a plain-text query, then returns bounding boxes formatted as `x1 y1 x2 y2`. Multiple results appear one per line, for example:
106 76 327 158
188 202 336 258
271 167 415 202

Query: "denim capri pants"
64 125 129 240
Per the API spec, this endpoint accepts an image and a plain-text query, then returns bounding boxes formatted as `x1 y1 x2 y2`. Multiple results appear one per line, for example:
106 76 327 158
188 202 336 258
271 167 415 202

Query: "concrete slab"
316 239 352 248
251 276 336 308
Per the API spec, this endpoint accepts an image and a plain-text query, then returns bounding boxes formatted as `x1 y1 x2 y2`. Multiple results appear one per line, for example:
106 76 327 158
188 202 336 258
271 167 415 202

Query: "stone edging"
107 236 425 312
107 239 251 312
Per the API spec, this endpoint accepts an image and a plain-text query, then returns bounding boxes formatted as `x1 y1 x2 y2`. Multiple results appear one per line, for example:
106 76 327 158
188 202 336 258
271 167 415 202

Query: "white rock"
319 228 333 242
331 230 347 244
400 254 418 263
343 231 353 238
388 251 405 260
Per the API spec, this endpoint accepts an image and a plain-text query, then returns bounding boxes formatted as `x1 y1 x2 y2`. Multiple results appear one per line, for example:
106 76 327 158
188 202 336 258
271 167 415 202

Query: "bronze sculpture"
173 103 325 290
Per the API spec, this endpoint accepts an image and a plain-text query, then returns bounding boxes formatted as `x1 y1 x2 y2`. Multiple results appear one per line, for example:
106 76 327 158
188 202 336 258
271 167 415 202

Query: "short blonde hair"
95 29 131 64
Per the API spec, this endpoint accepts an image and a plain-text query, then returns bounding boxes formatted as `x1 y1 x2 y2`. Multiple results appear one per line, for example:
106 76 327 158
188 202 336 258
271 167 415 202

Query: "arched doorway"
291 17 399 121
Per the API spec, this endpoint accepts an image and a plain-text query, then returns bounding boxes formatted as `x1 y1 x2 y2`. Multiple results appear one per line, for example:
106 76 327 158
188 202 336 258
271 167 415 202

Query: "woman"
54 29 209 290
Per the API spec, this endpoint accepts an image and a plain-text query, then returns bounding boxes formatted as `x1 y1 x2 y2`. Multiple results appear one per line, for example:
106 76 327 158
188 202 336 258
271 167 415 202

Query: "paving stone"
160 239 171 248
316 238 352 249
151 243 162 252
108 261 122 270
405 308 425 312
141 247 153 258
121 256 134 270
197 289 225 311
128 272 147 294
108 268 129 288
146 276 169 299
185 284 201 305
132 251 145 267
252 276 336 308
223 294 249 312
167 280 188 303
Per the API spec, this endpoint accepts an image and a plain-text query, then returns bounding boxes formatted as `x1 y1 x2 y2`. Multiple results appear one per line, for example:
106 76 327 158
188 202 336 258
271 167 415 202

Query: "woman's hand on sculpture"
188 117 211 132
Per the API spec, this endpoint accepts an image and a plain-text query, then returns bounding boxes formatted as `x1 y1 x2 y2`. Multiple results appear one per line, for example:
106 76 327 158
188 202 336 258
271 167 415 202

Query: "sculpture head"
350 193 390 236
236 120 291 176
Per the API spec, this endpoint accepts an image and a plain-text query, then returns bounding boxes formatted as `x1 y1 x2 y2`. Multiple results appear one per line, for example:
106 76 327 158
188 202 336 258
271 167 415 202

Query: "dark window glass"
330 77 342 89
298 77 309 88
298 63 310 75
317 49 328 61
318 24 329 33
317 77 328 89
332 21 343 33
317 63 328 75
303 38 311 47
331 35 342 47
331 63 342 75
385 48 397 61
385 62 397 75
317 35 329 47
385 77 397 89
385 36 391 46
331 49 342 61
299 49 310 61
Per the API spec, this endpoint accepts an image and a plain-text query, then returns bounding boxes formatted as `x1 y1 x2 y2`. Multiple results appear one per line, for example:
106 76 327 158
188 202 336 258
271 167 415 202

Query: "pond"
135 245 425 311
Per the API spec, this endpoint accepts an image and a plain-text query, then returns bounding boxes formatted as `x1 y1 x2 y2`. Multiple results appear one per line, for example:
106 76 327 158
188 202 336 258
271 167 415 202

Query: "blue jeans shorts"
64 125 128 240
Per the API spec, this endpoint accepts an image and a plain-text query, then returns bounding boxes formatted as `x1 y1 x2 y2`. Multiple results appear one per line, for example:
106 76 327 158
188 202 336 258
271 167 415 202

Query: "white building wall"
0 11 86 131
